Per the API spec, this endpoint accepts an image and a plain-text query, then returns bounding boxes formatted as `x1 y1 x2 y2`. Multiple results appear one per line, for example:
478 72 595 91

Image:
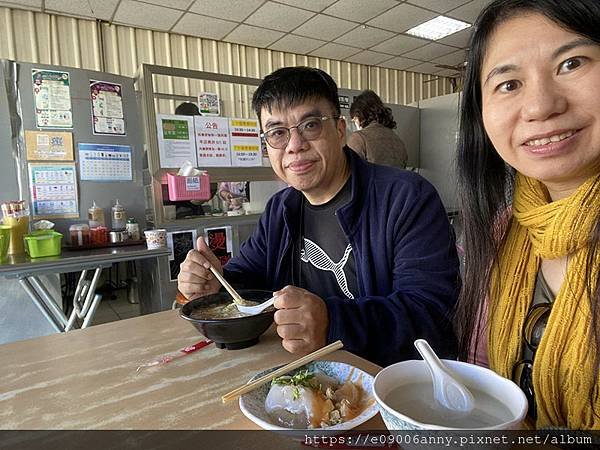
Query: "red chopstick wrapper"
136 339 213 372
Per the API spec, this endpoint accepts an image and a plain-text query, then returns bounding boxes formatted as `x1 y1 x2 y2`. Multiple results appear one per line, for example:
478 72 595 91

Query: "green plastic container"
0 225 10 261
24 231 63 258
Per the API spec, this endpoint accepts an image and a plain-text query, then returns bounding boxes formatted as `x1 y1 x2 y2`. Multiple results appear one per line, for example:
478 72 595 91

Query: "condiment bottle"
88 201 105 228
69 224 90 248
111 199 126 231
90 226 108 246
126 218 140 241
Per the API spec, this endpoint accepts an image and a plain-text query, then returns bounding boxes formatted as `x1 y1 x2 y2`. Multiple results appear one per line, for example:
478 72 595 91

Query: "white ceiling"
0 0 494 76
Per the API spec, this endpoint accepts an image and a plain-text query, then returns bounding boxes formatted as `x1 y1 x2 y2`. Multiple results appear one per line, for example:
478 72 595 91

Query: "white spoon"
207 265 274 315
235 297 275 315
414 339 475 413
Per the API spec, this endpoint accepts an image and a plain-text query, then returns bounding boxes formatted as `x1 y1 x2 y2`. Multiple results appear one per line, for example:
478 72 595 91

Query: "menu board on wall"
157 114 197 168
28 163 79 218
228 118 262 167
32 69 73 129
25 131 73 161
194 116 231 167
90 80 126 136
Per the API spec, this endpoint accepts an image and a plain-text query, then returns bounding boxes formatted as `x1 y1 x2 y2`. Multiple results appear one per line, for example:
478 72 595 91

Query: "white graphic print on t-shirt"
300 237 355 299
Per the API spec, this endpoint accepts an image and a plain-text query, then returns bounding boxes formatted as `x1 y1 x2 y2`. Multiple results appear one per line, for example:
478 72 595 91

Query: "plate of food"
239 360 378 431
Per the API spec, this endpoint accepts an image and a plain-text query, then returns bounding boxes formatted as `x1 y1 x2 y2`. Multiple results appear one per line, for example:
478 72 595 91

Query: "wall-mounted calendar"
78 143 132 181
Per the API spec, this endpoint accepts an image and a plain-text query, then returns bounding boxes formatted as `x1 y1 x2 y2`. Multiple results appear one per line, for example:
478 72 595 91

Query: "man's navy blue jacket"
224 148 460 366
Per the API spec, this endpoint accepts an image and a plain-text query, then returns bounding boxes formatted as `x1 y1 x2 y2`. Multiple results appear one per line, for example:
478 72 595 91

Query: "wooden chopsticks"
208 266 246 305
221 340 344 403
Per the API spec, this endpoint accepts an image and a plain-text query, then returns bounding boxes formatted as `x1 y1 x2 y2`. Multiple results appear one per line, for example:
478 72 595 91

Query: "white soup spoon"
235 297 275 315
414 339 475 413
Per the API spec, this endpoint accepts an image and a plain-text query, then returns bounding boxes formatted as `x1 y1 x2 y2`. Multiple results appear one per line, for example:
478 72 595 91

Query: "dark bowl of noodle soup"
180 289 274 350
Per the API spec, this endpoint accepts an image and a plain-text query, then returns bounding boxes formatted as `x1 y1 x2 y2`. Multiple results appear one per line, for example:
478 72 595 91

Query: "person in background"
455 0 600 429
217 181 248 211
178 66 459 367
348 90 408 169
175 102 201 116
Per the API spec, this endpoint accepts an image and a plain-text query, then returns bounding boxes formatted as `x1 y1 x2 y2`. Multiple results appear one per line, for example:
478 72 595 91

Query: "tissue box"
166 172 211 201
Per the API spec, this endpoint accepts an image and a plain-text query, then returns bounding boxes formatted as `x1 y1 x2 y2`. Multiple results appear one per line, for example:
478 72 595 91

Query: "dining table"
0 309 387 449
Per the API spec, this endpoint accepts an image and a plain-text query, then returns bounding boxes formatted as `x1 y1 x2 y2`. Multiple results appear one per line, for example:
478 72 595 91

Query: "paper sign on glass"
195 116 231 166
228 118 262 167
157 114 197 168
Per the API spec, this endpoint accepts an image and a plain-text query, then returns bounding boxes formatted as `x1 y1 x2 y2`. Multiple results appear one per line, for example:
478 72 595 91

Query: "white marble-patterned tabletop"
0 310 384 430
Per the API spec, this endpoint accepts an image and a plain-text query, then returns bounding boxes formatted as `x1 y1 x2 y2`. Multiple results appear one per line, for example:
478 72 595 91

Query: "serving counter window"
137 64 285 302
137 64 282 229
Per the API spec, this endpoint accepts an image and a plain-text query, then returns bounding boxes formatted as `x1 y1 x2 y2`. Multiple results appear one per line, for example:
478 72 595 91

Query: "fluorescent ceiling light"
406 15 471 40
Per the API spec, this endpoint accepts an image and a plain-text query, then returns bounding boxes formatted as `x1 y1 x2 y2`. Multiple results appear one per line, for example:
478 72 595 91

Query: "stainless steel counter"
0 244 169 278
0 245 171 338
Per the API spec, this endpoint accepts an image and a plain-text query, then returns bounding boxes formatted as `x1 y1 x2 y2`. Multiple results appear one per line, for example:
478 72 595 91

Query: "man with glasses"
178 67 459 366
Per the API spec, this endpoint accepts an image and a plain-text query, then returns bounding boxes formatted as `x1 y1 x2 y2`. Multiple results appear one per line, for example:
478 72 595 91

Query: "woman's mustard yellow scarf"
488 173 600 429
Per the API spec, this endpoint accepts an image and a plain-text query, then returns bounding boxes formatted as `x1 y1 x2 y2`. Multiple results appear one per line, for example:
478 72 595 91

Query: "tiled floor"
92 287 141 325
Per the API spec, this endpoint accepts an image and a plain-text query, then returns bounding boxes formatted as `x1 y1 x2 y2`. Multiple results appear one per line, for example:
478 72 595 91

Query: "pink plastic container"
166 172 211 201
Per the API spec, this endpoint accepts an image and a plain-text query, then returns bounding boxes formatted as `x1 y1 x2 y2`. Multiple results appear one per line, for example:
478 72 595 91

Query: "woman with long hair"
348 90 408 168
455 0 600 429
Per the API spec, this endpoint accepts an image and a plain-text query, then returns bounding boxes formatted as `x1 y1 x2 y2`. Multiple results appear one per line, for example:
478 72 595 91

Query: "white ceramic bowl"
373 359 527 430
239 360 379 431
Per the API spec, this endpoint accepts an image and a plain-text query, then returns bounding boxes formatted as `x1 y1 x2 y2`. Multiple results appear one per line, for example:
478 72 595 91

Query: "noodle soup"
190 301 261 320
180 289 275 350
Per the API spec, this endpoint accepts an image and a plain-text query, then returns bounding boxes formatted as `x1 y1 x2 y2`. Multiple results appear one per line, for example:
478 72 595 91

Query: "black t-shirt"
297 180 358 300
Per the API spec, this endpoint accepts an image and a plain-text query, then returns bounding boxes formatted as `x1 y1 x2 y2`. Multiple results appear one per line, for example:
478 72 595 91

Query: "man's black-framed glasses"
261 116 339 149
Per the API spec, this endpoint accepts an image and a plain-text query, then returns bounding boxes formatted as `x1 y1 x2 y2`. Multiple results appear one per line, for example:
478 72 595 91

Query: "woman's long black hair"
455 0 600 415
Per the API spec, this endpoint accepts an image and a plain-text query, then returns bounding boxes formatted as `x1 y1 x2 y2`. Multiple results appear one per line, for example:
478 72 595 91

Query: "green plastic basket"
24 231 63 258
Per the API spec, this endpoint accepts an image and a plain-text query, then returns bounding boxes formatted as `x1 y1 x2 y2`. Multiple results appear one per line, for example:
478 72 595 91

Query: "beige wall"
0 6 453 109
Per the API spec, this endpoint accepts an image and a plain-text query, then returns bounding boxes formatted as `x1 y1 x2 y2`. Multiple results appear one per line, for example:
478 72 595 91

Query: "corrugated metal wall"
0 6 453 109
